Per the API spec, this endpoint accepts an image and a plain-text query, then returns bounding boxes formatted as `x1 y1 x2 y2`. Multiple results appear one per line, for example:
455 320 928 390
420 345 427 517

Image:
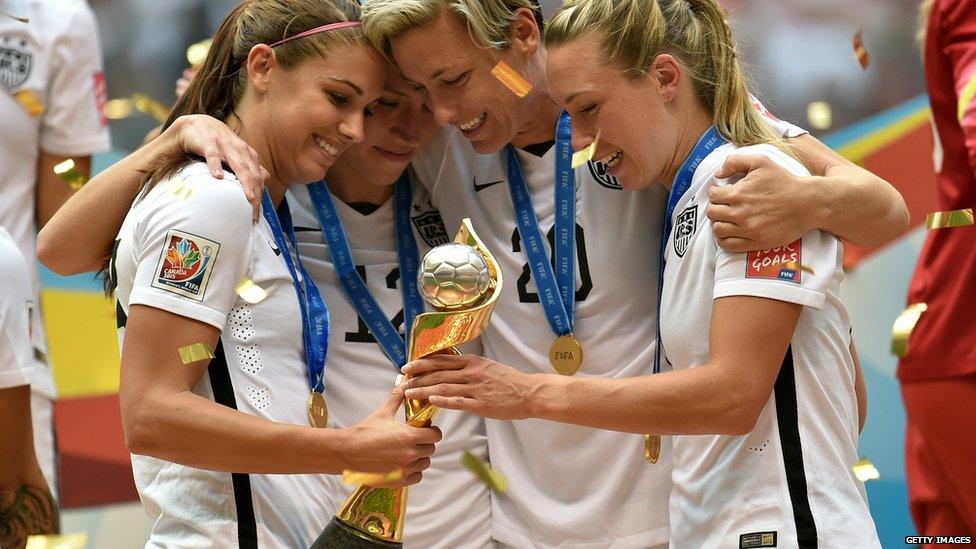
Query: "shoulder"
696 142 809 188
138 163 253 231
29 0 99 39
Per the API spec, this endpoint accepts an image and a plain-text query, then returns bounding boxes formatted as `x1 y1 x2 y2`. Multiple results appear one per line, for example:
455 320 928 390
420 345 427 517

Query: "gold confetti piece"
235 279 269 304
807 101 833 130
461 450 507 494
179 343 215 364
26 533 88 549
891 303 927 357
926 208 974 230
853 30 871 70
131 93 170 124
187 38 213 68
571 130 601 170
53 159 88 190
1 12 29 23
958 73 976 123
852 458 881 482
167 179 195 201
14 90 44 117
491 60 532 99
342 469 403 486
104 98 134 120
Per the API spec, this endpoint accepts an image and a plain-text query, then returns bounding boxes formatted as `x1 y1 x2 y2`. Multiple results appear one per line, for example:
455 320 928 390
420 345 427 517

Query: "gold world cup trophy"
309 219 503 548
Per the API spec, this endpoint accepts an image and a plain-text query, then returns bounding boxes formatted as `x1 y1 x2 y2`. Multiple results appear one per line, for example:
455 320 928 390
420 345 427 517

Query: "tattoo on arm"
0 484 59 549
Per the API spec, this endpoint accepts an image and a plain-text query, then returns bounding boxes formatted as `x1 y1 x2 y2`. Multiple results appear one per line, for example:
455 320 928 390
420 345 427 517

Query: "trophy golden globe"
310 219 503 548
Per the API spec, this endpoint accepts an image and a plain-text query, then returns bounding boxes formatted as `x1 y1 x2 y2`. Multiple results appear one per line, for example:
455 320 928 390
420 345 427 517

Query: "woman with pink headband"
51 2 440 546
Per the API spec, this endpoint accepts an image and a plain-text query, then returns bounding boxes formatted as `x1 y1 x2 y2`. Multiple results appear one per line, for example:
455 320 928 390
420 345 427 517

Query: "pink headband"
268 21 363 48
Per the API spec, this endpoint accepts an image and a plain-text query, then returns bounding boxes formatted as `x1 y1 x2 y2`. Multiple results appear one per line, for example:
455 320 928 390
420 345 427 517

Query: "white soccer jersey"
0 0 111 399
113 163 342 548
409 115 807 548
0 228 33 390
659 143 880 549
288 177 495 549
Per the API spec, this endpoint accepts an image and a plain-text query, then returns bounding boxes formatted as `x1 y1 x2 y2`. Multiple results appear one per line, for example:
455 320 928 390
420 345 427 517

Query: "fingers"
404 383 469 402
201 136 224 179
404 369 473 390
715 236 757 253
411 426 442 445
714 154 771 179
428 395 480 413
705 203 738 225
402 354 469 376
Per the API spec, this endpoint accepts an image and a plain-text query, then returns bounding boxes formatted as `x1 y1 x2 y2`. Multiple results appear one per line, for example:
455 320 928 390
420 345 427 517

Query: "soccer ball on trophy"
418 243 491 310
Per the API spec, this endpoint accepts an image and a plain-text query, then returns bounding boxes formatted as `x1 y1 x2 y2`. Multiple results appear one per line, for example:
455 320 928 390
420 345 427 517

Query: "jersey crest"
673 205 698 258
411 208 449 248
746 240 802 283
587 161 622 190
152 230 220 301
0 38 32 91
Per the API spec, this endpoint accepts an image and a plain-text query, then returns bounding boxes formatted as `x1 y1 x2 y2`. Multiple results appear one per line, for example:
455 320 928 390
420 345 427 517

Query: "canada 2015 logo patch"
152 230 220 301
746 240 802 283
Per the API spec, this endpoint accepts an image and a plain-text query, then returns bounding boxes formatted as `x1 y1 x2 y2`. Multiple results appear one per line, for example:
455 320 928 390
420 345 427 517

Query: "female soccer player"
97 1 439 546
400 0 882 546
39 12 492 549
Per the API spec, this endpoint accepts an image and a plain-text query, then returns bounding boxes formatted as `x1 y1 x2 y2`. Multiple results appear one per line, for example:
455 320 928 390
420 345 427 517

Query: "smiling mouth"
315 135 340 156
459 113 487 132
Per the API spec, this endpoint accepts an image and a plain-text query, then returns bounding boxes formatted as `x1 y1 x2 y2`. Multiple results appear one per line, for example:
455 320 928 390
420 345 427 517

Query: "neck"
326 161 396 206
661 110 714 192
230 111 289 207
510 48 563 149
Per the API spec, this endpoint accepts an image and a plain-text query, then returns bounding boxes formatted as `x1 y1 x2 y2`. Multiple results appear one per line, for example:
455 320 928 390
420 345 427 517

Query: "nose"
339 109 366 144
427 90 457 126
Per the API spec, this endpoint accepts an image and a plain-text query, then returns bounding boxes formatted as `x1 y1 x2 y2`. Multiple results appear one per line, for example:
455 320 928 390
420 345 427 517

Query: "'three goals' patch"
152 230 220 301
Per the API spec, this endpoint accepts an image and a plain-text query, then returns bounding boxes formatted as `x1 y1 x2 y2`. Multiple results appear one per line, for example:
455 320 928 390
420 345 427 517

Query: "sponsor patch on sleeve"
740 531 777 548
151 230 220 301
746 240 802 283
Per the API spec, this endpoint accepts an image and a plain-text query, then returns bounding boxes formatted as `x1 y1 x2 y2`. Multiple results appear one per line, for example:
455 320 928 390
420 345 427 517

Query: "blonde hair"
362 0 543 57
546 0 789 154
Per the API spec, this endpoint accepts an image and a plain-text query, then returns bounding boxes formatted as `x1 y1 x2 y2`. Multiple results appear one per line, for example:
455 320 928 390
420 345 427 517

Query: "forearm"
526 365 760 436
0 478 59 549
124 390 351 475
36 132 180 275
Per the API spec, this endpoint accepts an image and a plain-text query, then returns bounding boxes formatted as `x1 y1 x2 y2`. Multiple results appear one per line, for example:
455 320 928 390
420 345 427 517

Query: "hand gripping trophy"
310 219 503 548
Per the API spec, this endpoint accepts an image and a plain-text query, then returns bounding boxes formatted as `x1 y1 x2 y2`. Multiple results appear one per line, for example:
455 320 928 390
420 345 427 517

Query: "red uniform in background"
900 0 976 538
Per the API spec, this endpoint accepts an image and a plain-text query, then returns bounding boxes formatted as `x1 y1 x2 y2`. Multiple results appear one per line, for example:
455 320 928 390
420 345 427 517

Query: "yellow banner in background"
41 289 121 397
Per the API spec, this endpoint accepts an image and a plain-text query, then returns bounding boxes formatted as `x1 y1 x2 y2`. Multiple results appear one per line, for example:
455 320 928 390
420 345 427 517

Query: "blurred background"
46 0 932 546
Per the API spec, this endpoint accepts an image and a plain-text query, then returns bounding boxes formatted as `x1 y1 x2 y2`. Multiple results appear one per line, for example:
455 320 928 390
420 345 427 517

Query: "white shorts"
30 391 58 500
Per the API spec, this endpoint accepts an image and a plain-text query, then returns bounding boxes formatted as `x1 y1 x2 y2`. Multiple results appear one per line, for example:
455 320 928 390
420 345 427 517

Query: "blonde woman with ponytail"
36 2 443 547
404 0 881 546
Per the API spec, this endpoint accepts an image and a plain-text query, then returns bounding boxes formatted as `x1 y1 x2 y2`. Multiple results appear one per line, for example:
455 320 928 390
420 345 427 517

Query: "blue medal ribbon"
505 111 577 337
307 172 424 370
653 126 726 373
261 192 330 393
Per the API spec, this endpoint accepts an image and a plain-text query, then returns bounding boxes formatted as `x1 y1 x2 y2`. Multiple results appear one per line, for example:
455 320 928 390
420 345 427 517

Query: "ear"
246 44 277 95
508 7 541 59
650 53 682 102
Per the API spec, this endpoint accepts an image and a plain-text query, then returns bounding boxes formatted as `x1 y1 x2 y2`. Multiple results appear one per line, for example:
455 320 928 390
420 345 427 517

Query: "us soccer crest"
587 161 622 190
673 205 698 258
152 230 220 301
411 208 449 248
0 38 32 91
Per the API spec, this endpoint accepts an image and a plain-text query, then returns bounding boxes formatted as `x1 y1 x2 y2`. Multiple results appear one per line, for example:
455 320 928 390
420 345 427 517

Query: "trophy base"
308 518 403 549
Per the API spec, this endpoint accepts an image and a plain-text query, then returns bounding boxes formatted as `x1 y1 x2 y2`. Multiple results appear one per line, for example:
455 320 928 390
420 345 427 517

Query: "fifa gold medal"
644 434 661 464
549 334 583 376
308 391 329 428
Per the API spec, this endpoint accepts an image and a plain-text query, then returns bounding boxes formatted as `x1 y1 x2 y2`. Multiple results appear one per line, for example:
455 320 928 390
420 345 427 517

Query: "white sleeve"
711 147 841 310
39 1 111 156
128 176 255 330
0 237 34 389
